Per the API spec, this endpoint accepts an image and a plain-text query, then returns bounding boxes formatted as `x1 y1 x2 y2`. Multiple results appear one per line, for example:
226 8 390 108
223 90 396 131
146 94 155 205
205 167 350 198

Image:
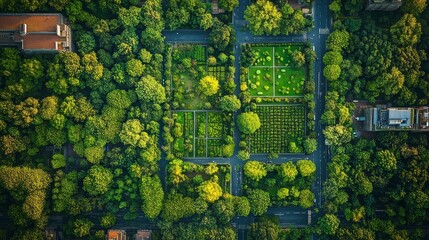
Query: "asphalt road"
163 0 332 237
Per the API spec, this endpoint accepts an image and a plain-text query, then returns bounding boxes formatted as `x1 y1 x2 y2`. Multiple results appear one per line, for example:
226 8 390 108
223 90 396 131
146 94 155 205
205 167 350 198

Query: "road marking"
274 214 284 216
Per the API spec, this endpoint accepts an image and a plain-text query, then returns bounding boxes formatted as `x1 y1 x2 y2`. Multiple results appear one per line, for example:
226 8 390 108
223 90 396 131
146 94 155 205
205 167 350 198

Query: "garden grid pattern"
250 105 306 154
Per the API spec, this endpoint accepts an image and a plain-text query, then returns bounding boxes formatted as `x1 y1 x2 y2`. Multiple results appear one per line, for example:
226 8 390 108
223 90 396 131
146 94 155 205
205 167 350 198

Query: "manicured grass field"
248 44 306 97
252 46 274 67
274 45 302 66
173 111 226 158
250 104 305 154
248 67 274 96
275 67 306 96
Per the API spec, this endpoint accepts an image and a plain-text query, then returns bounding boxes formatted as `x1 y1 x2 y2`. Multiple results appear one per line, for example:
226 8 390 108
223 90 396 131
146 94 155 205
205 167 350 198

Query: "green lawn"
274 67 306 97
251 46 274 67
248 67 274 96
274 45 302 66
247 44 306 97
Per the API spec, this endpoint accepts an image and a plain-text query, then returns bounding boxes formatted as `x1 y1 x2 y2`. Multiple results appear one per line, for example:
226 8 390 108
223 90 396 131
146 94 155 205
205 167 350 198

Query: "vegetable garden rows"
250 105 306 154
173 111 227 158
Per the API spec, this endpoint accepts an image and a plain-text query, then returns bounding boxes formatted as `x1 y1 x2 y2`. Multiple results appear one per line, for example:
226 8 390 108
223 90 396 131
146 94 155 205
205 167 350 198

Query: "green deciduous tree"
248 215 280 240
72 218 93 238
119 119 150 148
390 14 422 47
140 175 164 219
317 214 340 235
209 19 235 51
235 196 251 216
237 112 261 134
81 52 103 81
126 58 145 77
76 32 95 54
296 159 316 177
323 51 343 65
135 75 166 104
51 153 66 169
39 96 59 120
100 214 116 228
219 0 238 11
0 166 51 221
303 138 317 154
161 193 195 222
326 30 350 51
106 89 132 109
244 161 267 181
277 188 289 199
118 6 141 27
220 95 241 112
292 50 306 67
376 149 397 171
199 75 219 96
198 180 223 203
84 146 104 164
278 161 298 182
299 189 315 208
247 189 270 216
323 125 352 146
324 65 341 81
402 0 427 15
244 0 282 35
83 165 113 196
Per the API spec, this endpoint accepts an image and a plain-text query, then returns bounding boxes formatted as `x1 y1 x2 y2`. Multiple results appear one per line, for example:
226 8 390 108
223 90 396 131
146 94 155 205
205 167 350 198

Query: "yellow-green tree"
244 0 282 35
199 75 219 96
296 159 316 177
244 161 267 181
198 180 223 203
205 163 219 175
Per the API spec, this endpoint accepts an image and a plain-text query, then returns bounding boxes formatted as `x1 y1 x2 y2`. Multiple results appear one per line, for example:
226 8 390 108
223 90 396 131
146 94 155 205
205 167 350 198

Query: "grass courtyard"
247 45 306 97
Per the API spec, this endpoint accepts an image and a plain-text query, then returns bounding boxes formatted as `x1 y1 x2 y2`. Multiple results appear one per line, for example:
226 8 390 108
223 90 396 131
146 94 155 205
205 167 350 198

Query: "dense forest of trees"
319 1 429 239
0 0 243 239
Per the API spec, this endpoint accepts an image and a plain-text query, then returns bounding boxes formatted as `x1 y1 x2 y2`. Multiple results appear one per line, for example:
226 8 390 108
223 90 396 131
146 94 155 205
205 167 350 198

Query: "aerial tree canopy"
199 75 219 96
237 112 261 134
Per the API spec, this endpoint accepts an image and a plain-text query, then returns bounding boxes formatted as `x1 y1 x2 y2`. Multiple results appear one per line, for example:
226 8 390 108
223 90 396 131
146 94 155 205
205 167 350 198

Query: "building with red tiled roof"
107 229 126 240
0 13 72 52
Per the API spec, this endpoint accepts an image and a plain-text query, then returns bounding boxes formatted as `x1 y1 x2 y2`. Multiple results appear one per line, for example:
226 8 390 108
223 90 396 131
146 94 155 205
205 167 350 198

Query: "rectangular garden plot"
170 44 211 110
174 111 194 158
274 67 305 97
173 110 228 158
250 105 306 154
248 67 274 96
208 65 226 82
247 44 306 97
